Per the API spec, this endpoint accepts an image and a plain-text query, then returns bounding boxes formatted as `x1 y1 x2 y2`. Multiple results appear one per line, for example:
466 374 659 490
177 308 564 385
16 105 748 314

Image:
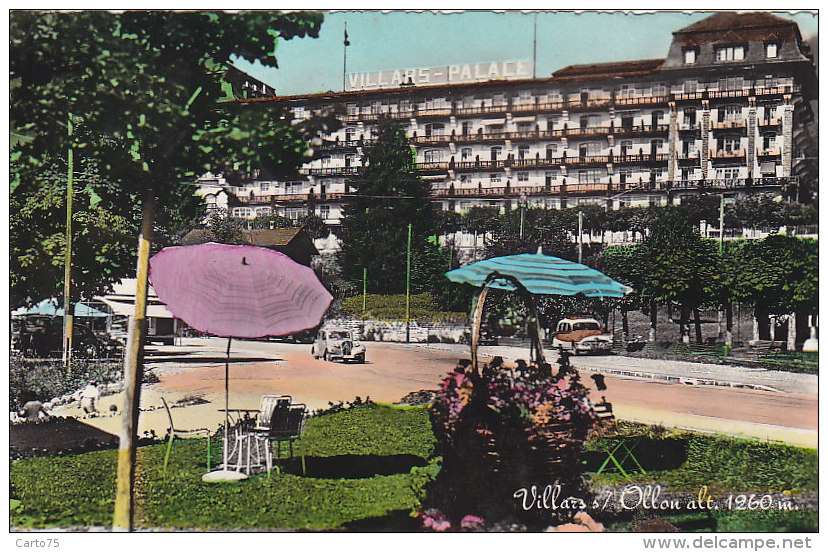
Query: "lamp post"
405 223 412 343
63 113 74 368
577 210 584 264
362 267 367 317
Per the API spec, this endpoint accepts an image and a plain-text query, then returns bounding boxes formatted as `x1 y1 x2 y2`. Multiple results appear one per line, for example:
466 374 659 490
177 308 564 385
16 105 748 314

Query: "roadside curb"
570 364 783 393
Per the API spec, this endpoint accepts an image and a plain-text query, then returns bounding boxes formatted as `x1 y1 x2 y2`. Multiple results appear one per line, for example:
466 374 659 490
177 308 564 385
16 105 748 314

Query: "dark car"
15 316 116 359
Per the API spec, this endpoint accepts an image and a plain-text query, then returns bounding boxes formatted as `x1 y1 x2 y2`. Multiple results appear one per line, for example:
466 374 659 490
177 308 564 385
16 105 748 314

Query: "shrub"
421 354 597 530
9 352 122 410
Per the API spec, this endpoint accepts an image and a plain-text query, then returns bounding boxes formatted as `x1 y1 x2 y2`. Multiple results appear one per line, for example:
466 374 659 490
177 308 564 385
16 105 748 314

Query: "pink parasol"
148 242 332 481
149 243 332 338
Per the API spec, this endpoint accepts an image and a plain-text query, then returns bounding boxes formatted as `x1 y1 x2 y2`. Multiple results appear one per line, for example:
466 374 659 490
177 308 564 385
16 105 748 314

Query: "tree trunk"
725 303 733 348
113 189 155 531
621 307 630 342
786 312 796 351
693 308 703 344
680 304 690 344
649 301 657 343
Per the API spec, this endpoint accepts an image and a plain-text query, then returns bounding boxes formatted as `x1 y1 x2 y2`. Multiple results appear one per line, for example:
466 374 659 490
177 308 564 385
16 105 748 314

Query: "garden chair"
161 397 212 473
253 394 292 431
252 402 307 476
591 398 645 480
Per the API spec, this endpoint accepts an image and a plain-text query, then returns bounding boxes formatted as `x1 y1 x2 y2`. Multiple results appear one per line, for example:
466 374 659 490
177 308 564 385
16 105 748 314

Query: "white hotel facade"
205 12 817 228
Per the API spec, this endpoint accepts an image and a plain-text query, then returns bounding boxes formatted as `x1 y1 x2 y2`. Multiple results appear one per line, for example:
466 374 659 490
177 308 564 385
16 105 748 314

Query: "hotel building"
206 12 817 227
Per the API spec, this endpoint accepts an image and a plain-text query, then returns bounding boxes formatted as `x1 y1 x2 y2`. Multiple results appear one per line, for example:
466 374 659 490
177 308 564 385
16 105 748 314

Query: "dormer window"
715 44 745 62
683 47 698 64
765 42 779 58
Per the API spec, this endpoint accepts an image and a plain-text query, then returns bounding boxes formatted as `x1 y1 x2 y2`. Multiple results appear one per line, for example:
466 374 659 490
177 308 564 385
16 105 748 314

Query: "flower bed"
421 354 597 530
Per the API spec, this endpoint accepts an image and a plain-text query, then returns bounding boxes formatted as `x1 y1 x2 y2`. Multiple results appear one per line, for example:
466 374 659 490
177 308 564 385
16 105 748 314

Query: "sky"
233 10 819 97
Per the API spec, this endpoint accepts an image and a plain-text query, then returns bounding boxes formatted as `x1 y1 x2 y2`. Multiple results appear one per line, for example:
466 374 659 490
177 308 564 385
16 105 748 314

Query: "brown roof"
552 59 664 80
677 12 795 33
243 227 304 247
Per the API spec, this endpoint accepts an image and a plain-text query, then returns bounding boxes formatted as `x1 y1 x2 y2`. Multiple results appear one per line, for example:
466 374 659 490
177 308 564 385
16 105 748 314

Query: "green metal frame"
595 437 646 479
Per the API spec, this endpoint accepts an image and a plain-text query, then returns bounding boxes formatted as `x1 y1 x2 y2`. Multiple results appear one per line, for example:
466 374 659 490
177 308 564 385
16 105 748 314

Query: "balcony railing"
758 117 782 127
611 123 669 136
757 148 782 157
710 149 746 160
711 119 747 130
300 166 363 176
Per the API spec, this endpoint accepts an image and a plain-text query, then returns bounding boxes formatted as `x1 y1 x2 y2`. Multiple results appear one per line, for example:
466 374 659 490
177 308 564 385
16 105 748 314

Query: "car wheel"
323 349 330 362
78 340 99 359
355 353 365 363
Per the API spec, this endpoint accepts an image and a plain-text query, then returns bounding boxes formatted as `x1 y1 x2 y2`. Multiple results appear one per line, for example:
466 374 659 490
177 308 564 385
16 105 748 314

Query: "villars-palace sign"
345 60 533 92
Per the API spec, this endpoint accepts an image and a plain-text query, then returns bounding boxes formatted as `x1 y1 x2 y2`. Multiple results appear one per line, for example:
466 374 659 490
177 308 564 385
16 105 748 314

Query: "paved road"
59 338 817 448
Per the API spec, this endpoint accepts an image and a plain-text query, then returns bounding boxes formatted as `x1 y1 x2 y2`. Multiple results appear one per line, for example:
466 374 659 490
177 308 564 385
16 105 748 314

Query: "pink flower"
421 510 451 532
461 515 485 530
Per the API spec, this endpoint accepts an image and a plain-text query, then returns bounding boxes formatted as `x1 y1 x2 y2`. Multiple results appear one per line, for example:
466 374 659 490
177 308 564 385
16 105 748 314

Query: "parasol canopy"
149 242 332 338
148 242 332 482
445 252 631 298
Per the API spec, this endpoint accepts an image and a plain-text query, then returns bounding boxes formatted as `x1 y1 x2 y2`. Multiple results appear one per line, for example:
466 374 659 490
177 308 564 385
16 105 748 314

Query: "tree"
729 235 818 340
337 117 434 293
10 10 325 285
10 10 326 529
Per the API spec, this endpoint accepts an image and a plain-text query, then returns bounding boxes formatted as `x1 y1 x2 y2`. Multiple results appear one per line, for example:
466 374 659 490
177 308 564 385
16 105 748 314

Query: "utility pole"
362 267 367 317
62 113 74 367
532 13 538 79
343 22 350 92
405 223 412 343
719 195 725 253
577 210 584 264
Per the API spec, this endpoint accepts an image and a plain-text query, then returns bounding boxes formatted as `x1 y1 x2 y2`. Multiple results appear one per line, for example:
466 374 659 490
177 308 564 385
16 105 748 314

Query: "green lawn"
11 404 436 530
338 292 467 322
10 409 818 531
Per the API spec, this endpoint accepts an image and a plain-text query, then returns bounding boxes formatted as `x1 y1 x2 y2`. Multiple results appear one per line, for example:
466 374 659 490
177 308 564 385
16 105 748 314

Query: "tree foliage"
337 117 435 294
10 10 326 307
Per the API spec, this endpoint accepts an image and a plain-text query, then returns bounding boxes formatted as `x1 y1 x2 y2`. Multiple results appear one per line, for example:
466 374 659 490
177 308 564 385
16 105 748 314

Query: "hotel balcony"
612 94 670 108
300 166 363 177
710 149 746 160
711 119 747 131
610 123 669 136
758 117 782 128
757 148 782 158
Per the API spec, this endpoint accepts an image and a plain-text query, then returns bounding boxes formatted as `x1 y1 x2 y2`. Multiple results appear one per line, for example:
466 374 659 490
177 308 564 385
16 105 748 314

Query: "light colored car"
551 317 613 355
312 328 366 363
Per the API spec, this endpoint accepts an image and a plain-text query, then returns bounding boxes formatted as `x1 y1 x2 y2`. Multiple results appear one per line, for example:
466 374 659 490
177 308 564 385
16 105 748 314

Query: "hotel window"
423 149 442 163
424 122 445 137
255 206 272 217
518 89 532 103
684 80 698 94
319 205 330 220
618 84 635 98
715 45 745 62
619 140 633 157
719 105 742 122
460 147 473 161
493 93 506 106
652 83 667 96
721 135 741 153
765 42 778 58
516 122 533 135
517 172 529 183
518 144 530 160
259 182 270 192
490 146 503 161
762 132 777 150
761 162 776 176
546 143 559 159
717 167 740 180
461 121 472 135
718 76 745 91
346 103 357 115
490 173 502 184
683 48 697 65
459 174 470 184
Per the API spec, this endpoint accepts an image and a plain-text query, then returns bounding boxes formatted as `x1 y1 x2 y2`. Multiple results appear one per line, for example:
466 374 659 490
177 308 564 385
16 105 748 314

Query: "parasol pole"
223 337 232 471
